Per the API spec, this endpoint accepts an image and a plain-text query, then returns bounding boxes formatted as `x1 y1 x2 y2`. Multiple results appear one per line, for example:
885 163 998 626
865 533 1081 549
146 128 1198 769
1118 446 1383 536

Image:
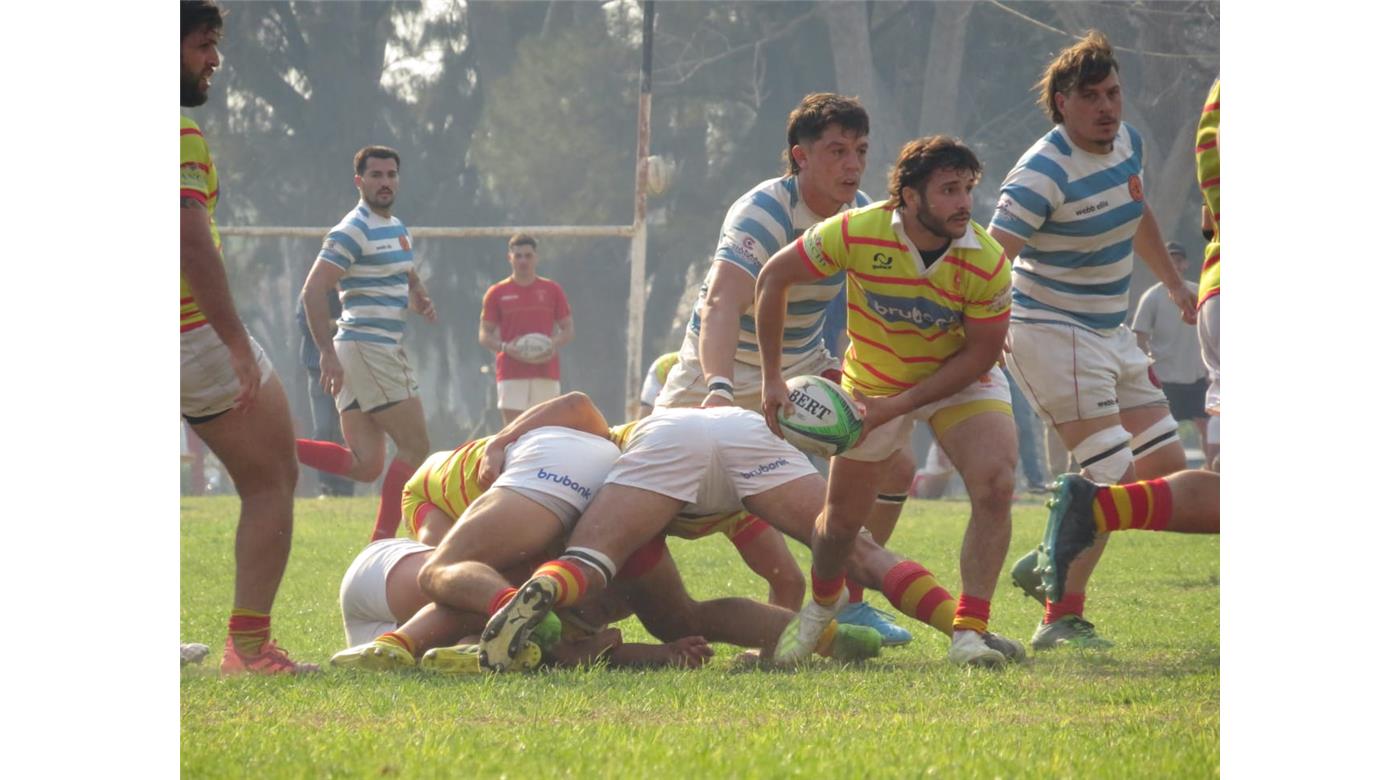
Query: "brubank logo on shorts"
740 458 790 479
536 469 592 499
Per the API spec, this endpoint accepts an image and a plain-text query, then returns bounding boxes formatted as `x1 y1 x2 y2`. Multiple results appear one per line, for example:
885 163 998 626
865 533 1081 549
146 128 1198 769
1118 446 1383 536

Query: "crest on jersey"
1127 175 1144 202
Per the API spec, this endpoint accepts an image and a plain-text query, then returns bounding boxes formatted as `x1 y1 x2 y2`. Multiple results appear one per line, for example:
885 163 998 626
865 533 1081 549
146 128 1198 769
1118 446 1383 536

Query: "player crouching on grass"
480 405 1022 673
756 136 1022 668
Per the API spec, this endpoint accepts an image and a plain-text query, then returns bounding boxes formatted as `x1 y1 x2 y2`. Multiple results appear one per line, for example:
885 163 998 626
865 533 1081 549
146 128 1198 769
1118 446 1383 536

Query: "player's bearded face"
356 160 399 209
914 169 975 240
180 29 221 108
1059 70 1122 150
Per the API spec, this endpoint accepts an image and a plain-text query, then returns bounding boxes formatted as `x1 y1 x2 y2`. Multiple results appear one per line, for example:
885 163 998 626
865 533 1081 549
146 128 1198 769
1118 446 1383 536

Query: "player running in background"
756 136 1023 668
479 234 575 426
989 32 1196 651
179 0 315 675
295 146 437 542
655 93 911 644
1195 79 1221 470
480 405 1020 672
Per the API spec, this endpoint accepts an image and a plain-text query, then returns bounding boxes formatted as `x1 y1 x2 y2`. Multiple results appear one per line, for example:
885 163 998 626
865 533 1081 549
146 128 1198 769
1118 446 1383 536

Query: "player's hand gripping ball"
510 332 554 363
777 375 863 457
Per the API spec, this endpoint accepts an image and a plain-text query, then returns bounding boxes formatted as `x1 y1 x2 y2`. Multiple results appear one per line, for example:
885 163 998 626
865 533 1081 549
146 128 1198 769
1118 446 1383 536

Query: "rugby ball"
511 332 554 363
778 375 863 457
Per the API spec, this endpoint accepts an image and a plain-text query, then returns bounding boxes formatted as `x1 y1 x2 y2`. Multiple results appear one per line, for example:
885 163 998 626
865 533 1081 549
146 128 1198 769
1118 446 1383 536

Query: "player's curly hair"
181 0 225 40
784 93 869 176
886 136 981 208
1037 30 1119 124
354 146 401 175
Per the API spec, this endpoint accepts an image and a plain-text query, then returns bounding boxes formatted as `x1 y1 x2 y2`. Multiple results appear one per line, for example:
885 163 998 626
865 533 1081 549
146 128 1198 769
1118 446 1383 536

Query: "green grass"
182 495 1218 778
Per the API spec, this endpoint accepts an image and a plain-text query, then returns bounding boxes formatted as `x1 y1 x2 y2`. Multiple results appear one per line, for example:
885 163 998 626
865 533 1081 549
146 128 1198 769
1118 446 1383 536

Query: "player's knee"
416 559 446 600
1131 415 1182 464
1072 425 1134 483
965 462 1016 510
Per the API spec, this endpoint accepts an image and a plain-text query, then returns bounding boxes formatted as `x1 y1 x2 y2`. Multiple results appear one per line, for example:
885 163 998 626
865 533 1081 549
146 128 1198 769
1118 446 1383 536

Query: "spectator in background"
479 234 574 427
295 293 355 497
1133 241 1213 466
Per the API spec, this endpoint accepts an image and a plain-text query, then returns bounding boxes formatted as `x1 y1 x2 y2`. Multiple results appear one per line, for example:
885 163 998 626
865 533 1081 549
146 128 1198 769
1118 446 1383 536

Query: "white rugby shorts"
489 426 621 528
497 378 562 412
339 537 432 646
605 407 817 516
1005 321 1167 425
842 370 1012 462
1198 296 1220 415
180 325 276 419
334 339 418 413
655 330 841 410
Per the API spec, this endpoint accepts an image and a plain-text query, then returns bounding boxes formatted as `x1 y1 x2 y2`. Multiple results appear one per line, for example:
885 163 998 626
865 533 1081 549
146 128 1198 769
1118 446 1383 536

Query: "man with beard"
989 32 1196 651
754 136 1023 668
180 0 315 674
295 146 438 542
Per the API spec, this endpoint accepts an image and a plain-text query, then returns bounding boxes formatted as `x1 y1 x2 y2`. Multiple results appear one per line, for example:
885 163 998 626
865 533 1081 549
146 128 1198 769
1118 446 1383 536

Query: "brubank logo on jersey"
865 290 961 331
740 458 790 480
536 469 593 499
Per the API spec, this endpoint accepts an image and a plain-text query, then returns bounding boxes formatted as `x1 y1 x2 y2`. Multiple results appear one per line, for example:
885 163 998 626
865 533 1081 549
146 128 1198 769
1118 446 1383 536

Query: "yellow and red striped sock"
1093 479 1174 532
1044 592 1086 624
952 595 990 634
488 587 517 615
379 630 417 656
227 608 271 656
533 559 589 608
811 569 846 607
881 560 955 636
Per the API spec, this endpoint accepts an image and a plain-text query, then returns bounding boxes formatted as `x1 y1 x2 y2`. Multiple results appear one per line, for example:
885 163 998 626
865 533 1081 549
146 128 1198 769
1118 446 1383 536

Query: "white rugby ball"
511 332 554 363
778 375 863 457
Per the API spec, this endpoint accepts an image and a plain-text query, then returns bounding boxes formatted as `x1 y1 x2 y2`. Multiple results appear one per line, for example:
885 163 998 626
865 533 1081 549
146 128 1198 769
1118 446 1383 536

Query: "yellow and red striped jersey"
180 116 221 332
1196 80 1220 307
797 202 1011 397
405 438 492 519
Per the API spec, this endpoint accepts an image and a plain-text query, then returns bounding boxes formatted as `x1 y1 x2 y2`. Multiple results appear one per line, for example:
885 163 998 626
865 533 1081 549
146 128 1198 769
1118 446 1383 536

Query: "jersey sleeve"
552 282 572 320
796 212 849 279
1196 80 1220 224
962 246 1012 322
179 126 212 205
990 161 1062 241
713 195 784 279
481 284 501 325
317 231 359 270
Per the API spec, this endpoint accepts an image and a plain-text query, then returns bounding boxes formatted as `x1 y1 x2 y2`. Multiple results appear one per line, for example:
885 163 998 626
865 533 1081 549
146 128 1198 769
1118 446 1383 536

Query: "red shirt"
481 276 571 380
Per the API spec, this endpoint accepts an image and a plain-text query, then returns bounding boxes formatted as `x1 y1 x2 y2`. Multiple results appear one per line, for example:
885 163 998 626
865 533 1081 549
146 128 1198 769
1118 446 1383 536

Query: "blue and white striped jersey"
317 202 416 346
990 123 1146 330
687 176 870 368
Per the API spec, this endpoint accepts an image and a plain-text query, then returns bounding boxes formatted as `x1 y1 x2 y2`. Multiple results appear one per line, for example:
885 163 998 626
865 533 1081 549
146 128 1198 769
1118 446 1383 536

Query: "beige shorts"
334 339 418 413
180 324 275 420
339 538 432 646
606 407 818 517
841 370 1012 463
497 378 562 412
655 330 841 411
1005 321 1167 426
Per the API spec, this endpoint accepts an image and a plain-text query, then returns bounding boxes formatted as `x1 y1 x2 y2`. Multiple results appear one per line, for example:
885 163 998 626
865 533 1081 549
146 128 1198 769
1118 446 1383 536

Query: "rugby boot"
479 577 559 672
1009 548 1047 605
329 638 415 672
1036 474 1103 604
1030 615 1114 651
982 631 1028 664
836 601 913 646
220 637 320 675
420 640 543 675
180 643 210 667
774 589 849 667
947 630 1007 669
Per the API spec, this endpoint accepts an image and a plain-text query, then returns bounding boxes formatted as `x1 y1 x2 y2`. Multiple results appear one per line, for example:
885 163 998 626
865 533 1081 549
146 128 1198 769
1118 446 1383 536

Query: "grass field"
181 494 1219 778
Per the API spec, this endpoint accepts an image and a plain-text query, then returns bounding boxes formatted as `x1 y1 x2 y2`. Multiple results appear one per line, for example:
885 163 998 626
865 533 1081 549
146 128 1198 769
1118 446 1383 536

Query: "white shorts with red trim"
339 538 432 646
1005 321 1167 425
180 324 275 419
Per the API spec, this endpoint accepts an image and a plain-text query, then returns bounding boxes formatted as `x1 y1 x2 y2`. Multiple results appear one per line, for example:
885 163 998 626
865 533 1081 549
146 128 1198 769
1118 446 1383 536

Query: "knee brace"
1131 415 1180 460
1072 426 1133 483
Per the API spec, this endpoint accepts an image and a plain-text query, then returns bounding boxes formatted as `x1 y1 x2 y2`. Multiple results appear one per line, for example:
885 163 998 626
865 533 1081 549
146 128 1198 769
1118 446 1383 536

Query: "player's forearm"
479 325 504 353
894 332 1004 414
697 297 742 382
1134 207 1186 290
552 320 575 349
753 273 790 380
301 278 338 357
494 391 611 446
180 208 251 355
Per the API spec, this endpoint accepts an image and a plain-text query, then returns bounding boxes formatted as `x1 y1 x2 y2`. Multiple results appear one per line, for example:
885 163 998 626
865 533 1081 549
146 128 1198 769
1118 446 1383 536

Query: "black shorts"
1162 379 1209 421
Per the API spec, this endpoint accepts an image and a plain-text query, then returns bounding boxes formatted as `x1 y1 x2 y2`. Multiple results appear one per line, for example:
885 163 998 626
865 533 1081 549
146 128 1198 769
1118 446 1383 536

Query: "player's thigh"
934 409 1018 495
569 483 686 565
429 488 563 572
740 474 828 543
338 407 386 462
192 372 297 493
369 395 429 454
731 519 802 578
384 549 434 623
